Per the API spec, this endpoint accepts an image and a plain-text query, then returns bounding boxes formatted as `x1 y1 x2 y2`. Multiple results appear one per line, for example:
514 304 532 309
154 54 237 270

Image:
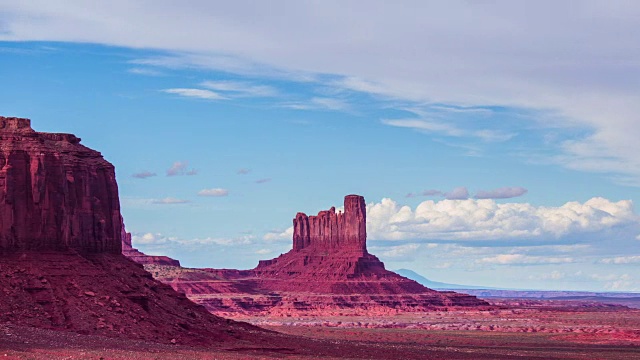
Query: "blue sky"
1 1 639 291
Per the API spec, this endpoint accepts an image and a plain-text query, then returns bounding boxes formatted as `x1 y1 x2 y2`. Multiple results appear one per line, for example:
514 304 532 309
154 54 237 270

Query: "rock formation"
0 117 280 347
0 117 121 253
292 194 366 252
150 195 489 316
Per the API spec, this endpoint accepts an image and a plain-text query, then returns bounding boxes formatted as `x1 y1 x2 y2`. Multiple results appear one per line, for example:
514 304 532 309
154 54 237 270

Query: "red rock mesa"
0 117 121 253
0 117 273 346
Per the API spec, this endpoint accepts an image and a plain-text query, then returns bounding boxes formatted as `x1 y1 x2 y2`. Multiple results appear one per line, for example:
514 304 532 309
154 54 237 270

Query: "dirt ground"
2 301 640 359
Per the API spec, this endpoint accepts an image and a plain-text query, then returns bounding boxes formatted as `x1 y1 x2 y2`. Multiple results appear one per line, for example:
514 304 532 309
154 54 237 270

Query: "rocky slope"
0 117 276 347
149 195 488 316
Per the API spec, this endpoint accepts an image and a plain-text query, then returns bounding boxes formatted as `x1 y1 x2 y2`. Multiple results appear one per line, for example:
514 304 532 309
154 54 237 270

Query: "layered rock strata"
0 117 121 253
150 195 488 316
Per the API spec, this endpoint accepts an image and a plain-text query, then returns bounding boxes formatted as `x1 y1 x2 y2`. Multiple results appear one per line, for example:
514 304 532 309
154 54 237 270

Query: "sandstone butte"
0 116 285 348
147 195 489 317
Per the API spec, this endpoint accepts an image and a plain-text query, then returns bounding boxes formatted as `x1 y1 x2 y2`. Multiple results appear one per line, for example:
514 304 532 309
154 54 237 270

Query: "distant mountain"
395 269 499 290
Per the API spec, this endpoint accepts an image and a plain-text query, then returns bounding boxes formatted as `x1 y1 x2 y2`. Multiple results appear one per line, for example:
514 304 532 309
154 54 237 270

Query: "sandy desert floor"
2 300 640 359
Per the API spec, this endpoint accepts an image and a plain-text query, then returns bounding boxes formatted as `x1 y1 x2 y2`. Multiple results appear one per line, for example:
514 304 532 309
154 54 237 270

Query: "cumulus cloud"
198 188 229 197
366 197 639 242
151 197 190 205
475 187 528 199
132 171 157 179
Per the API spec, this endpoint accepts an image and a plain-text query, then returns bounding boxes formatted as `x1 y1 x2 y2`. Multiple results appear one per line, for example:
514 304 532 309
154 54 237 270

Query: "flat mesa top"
0 117 33 132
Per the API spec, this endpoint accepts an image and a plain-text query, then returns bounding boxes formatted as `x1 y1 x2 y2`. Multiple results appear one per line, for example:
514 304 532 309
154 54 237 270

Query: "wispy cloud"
476 254 574 265
600 256 640 264
283 97 350 111
151 197 190 205
200 80 278 97
132 171 157 179
382 118 515 143
162 88 226 100
128 67 163 76
198 188 229 197
443 187 469 200
237 168 251 175
166 161 196 176
255 178 271 184
475 187 528 199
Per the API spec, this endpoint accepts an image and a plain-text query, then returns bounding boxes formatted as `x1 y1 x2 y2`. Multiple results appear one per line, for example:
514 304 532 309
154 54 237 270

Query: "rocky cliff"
0 117 280 347
292 194 367 252
0 117 121 253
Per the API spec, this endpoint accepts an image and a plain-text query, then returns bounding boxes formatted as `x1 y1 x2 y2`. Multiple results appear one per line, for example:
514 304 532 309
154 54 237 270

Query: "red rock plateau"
121 225 181 266
149 195 488 317
0 117 283 348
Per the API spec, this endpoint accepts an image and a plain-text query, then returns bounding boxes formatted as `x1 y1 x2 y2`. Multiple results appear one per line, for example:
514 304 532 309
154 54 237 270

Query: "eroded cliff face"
0 117 121 253
293 194 367 252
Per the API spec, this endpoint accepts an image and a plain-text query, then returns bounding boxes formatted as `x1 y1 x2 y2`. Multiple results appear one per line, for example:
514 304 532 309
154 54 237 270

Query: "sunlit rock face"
0 117 122 253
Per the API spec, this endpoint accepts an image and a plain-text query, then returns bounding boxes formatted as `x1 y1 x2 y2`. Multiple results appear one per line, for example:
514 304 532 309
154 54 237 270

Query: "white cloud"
237 168 251 175
283 97 350 111
200 80 277 97
600 256 640 264
2 2 640 183
162 88 226 100
366 197 639 242
379 243 421 260
476 254 574 265
475 187 528 199
132 232 173 245
198 188 229 197
151 197 190 205
263 226 293 242
381 118 515 143
255 248 272 255
133 231 253 248
128 67 163 76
